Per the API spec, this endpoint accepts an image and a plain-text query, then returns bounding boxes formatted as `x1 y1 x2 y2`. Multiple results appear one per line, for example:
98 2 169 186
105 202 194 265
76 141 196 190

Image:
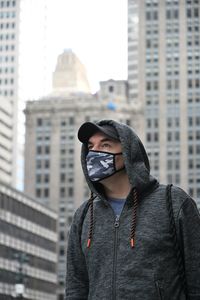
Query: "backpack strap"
166 184 187 296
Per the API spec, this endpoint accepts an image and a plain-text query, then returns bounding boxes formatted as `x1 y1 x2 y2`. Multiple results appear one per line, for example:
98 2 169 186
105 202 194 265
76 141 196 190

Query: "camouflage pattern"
86 151 116 182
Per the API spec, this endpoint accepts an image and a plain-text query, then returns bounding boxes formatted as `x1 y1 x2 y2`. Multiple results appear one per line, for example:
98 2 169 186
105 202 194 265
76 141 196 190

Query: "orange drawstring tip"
130 238 135 248
87 239 91 248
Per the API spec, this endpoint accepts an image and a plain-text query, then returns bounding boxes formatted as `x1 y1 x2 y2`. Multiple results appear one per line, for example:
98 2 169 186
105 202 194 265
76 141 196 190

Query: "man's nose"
90 145 99 151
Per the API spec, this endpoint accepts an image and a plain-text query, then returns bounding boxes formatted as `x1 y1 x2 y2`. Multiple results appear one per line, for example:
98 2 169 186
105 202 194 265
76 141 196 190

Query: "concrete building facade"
128 0 200 208
0 180 58 300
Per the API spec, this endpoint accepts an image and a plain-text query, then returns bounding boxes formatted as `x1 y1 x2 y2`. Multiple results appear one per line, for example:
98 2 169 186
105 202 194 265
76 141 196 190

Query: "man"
65 119 200 300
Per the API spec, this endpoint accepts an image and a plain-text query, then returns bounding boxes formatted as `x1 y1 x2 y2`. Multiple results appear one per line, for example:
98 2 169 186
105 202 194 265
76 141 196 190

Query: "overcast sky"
47 0 128 93
19 0 127 99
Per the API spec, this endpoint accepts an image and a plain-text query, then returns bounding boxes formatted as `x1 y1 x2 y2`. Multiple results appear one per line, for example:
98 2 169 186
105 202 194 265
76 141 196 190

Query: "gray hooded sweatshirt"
65 120 200 300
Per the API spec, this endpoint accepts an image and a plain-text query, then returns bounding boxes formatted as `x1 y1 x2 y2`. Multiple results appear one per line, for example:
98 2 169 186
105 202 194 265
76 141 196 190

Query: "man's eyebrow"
88 138 114 145
99 138 113 143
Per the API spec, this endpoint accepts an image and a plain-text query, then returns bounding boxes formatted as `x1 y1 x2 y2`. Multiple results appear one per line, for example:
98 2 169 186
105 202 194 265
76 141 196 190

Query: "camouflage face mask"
86 150 123 182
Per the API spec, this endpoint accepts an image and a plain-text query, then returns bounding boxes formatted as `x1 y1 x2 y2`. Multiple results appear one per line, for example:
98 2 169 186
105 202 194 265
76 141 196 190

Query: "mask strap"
113 152 123 156
113 152 124 172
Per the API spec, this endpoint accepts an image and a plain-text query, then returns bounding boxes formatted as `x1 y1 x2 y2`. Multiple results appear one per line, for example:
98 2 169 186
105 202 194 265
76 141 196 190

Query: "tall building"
0 180 58 300
52 49 91 95
24 51 142 299
0 0 52 189
128 0 200 208
0 97 12 184
0 0 20 186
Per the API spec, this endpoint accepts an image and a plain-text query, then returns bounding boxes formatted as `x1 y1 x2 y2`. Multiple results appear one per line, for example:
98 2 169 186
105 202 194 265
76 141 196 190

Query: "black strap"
166 184 187 296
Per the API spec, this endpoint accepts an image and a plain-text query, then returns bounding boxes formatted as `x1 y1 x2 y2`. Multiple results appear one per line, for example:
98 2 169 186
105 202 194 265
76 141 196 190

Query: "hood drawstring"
87 188 139 249
130 188 138 248
87 191 95 248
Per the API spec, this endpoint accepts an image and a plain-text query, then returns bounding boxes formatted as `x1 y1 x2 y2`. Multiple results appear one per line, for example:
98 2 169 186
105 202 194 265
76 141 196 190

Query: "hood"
80 119 158 199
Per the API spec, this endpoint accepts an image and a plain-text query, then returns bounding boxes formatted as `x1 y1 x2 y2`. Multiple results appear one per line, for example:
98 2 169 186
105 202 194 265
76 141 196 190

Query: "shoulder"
151 183 196 212
169 185 199 220
155 183 193 205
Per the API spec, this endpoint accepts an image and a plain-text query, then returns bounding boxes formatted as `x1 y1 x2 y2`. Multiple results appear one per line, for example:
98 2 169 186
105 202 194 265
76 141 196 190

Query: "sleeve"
178 197 200 299
65 208 89 300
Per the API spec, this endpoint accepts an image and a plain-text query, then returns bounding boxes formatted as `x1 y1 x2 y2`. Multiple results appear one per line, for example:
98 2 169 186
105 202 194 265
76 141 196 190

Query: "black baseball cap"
78 122 119 143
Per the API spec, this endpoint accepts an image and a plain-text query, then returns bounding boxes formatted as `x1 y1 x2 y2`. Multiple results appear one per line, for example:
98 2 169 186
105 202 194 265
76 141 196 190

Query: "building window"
68 215 73 225
59 247 65 256
146 11 151 20
44 174 49 183
167 160 172 170
44 188 49 198
36 146 42 154
167 132 172 141
60 159 66 168
175 132 180 140
187 9 192 18
109 85 114 92
45 145 50 154
147 133 151 142
69 116 74 125
69 148 74 154
44 160 50 168
60 173 65 182
188 145 193 154
61 120 66 127
146 82 151 90
60 148 66 154
60 187 66 197
60 231 65 241
188 159 193 169
36 160 42 169
188 79 193 88
36 174 41 183
36 188 41 198
68 187 74 197
37 118 43 126
154 132 159 142
194 8 199 18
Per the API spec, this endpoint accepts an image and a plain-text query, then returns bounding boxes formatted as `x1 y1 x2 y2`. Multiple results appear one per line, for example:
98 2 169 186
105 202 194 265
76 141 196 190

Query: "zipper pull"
114 216 120 228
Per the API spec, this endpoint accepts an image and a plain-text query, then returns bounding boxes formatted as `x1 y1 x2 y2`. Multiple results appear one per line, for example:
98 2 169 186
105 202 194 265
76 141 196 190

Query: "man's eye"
102 143 111 148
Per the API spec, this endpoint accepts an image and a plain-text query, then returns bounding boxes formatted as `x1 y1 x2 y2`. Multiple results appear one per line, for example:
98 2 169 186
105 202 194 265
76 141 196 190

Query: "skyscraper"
24 50 142 299
0 0 50 189
0 0 20 186
0 97 12 184
128 0 200 208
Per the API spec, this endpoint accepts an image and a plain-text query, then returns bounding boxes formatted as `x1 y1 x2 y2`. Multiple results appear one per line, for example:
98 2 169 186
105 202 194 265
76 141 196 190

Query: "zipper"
155 280 163 300
112 215 120 300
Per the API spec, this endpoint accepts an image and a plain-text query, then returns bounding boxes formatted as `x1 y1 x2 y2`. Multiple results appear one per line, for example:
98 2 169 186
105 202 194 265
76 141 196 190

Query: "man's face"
87 131 124 171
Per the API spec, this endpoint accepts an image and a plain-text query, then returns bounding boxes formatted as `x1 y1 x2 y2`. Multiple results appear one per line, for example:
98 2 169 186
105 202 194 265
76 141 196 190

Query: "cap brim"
78 122 119 143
